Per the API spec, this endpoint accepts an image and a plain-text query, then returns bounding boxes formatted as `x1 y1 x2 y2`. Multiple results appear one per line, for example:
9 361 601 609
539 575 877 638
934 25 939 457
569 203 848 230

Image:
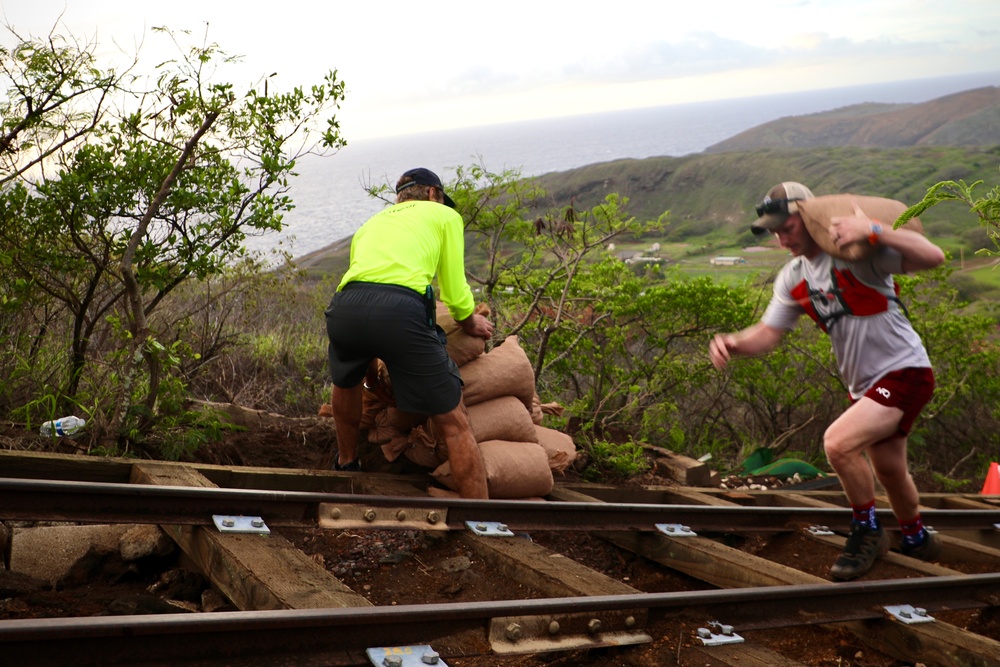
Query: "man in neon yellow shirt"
326 168 493 498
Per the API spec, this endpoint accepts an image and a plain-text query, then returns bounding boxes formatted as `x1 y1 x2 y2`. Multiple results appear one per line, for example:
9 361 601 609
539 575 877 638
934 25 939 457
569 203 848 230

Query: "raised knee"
823 431 848 465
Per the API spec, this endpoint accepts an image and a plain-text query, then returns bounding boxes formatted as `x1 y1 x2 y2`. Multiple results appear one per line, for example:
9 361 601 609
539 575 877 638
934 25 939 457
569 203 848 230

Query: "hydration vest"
788 266 908 334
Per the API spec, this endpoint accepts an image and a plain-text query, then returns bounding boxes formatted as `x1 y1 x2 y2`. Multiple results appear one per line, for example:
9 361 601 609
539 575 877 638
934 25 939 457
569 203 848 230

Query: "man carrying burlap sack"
325 168 494 498
709 182 946 581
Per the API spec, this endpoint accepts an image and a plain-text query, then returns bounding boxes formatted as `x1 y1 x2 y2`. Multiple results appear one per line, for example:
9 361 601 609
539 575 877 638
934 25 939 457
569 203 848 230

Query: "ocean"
247 71 1000 261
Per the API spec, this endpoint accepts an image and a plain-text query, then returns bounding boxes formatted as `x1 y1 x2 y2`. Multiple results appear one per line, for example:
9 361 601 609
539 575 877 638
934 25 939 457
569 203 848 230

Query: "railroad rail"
2 477 998 533
2 574 999 666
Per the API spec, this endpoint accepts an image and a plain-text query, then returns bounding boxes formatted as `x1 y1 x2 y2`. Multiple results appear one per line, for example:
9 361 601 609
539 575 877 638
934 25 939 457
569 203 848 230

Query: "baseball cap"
750 182 814 234
395 167 456 208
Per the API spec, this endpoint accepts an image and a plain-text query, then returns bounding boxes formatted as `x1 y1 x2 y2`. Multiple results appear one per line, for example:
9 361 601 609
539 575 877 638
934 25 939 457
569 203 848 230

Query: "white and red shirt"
761 249 930 399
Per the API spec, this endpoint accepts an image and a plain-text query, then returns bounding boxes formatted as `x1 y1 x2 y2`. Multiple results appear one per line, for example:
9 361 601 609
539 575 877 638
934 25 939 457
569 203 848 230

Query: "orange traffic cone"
982 462 1000 495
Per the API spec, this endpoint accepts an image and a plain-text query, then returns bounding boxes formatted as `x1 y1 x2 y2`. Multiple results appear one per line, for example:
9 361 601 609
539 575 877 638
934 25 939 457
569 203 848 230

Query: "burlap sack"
530 394 543 425
431 440 554 499
798 194 924 261
533 425 577 473
459 336 536 411
436 301 490 367
402 396 537 467
466 396 538 444
396 425 444 467
367 406 425 445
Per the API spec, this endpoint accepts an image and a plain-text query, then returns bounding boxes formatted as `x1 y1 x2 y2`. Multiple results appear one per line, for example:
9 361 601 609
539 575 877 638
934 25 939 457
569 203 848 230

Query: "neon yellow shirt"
337 200 476 322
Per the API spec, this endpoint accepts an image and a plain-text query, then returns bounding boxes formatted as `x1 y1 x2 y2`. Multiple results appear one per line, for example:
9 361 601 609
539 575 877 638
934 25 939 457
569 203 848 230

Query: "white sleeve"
760 263 804 331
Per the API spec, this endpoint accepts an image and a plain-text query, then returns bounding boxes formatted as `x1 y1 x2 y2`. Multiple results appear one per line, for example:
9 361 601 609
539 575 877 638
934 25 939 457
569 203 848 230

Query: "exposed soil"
0 417 992 666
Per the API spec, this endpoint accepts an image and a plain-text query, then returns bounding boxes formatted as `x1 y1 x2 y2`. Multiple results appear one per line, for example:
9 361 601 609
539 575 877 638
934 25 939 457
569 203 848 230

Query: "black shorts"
325 282 463 415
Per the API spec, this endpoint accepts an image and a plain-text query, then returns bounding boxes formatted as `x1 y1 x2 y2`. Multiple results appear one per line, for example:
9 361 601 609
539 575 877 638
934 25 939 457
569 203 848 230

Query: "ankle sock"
851 500 879 529
900 516 927 547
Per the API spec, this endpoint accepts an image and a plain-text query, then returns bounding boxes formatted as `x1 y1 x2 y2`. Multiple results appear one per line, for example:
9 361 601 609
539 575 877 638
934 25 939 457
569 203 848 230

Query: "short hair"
395 175 433 204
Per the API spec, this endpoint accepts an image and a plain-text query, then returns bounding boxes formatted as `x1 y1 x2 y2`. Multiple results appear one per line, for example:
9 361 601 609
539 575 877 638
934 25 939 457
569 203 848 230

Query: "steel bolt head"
506 623 522 641
548 620 560 635
384 656 403 667
421 649 440 664
587 618 602 634
427 511 440 524
364 509 377 522
396 510 408 521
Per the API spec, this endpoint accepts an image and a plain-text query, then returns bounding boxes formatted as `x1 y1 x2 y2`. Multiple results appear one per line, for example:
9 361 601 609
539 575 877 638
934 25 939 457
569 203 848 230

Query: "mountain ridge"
704 86 1000 152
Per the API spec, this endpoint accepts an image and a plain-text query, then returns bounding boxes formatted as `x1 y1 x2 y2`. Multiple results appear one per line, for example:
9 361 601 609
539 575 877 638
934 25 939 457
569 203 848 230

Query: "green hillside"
533 145 1000 249
297 144 1000 290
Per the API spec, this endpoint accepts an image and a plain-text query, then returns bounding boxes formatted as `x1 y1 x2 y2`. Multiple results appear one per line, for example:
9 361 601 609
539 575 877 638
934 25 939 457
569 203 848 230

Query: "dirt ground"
0 417 991 666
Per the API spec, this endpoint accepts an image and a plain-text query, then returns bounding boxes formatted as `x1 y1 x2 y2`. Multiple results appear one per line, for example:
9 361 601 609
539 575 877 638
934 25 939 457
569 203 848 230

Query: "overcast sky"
4 1 1000 141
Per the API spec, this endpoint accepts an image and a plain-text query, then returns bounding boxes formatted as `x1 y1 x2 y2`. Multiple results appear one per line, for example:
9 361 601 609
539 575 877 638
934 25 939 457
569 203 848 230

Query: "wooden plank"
354 476 651 651
691 643 810 666
358 477 644 597
550 485 1000 667
0 449 133 483
0 449 425 494
458 532 641 599
652 454 711 487
131 462 372 611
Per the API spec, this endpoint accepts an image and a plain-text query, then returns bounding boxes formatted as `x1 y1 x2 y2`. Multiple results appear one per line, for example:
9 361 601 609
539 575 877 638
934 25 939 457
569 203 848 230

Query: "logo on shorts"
876 386 891 399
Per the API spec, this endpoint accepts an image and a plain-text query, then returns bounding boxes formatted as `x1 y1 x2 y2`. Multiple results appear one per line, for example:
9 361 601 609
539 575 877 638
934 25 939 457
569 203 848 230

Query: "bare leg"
430 402 488 499
331 384 363 468
824 397 906 511
868 434 920 522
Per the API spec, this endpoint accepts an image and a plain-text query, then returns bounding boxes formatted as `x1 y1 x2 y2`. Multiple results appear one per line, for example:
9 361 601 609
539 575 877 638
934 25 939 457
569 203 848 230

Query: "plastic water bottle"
39 416 87 437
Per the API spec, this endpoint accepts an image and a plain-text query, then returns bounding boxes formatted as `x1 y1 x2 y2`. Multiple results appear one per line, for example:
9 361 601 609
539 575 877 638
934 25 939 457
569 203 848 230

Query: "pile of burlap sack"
320 302 577 499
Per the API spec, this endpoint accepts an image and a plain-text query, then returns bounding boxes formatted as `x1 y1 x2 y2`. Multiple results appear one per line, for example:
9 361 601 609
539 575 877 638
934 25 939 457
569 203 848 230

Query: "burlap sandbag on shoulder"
431 440 554 499
459 336 536 411
436 301 490 367
533 425 577 473
798 194 924 261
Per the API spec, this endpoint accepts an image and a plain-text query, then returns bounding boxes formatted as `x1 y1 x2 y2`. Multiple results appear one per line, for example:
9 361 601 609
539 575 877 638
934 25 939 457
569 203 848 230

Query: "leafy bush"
582 438 650 481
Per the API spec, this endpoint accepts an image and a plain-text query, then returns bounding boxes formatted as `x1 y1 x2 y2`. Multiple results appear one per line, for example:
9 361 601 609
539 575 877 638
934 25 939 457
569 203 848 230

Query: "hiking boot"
900 530 942 562
830 523 888 581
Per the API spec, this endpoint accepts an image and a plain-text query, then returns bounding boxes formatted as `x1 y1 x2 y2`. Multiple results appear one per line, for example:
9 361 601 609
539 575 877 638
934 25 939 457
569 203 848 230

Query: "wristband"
867 222 883 246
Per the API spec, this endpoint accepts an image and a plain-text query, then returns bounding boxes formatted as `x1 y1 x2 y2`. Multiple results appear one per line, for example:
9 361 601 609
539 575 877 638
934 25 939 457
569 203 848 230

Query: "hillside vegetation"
300 145 1000 280
533 146 1000 250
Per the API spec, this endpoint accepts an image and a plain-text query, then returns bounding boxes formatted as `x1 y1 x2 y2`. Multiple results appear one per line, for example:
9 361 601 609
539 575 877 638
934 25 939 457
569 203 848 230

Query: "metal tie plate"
466 521 514 537
885 604 935 624
212 515 270 535
366 645 448 666
656 523 697 537
696 622 744 646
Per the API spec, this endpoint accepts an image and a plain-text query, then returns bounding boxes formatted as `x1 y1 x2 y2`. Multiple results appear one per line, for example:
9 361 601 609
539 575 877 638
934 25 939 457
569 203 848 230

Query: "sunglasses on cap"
755 197 795 218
